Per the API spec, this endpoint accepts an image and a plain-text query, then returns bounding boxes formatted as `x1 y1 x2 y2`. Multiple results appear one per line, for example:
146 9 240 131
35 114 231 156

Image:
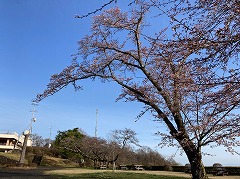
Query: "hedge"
147 165 240 175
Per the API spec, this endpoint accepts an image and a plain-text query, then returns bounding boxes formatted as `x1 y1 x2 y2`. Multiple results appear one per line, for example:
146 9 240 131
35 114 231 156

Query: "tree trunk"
189 154 207 179
19 133 30 166
182 143 208 179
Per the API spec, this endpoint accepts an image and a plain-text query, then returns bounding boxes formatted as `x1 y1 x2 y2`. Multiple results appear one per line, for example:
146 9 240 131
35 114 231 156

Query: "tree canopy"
52 128 172 167
53 128 85 160
35 0 239 178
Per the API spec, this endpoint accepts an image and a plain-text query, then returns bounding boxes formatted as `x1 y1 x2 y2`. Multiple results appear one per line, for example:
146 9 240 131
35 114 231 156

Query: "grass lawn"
0 152 20 161
54 172 188 179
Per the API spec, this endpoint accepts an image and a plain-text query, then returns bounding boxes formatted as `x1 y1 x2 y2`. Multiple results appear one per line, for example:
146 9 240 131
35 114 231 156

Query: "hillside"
0 152 79 167
0 152 19 166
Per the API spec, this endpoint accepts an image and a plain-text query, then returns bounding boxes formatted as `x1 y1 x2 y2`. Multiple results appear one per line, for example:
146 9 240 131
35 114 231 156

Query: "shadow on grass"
0 167 188 179
0 166 66 178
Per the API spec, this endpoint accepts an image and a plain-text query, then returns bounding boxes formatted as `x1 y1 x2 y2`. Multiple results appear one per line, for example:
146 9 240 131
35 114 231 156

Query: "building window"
0 139 7 145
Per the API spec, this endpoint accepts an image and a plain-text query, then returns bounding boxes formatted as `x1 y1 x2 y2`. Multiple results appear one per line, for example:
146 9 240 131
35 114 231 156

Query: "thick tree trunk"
182 142 208 179
188 153 207 179
174 132 207 179
19 133 30 166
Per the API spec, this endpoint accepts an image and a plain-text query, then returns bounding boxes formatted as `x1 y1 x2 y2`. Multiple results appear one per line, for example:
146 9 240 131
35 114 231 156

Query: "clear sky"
0 0 239 166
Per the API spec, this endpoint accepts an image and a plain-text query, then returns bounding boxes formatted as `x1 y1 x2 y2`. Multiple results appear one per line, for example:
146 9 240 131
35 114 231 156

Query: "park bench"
100 165 107 169
120 165 128 170
134 165 144 170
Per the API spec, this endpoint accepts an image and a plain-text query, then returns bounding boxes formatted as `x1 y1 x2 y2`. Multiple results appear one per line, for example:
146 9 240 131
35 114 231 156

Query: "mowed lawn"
45 168 191 179
53 171 188 179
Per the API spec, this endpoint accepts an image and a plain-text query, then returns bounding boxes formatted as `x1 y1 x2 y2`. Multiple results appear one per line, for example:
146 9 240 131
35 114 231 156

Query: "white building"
0 131 32 153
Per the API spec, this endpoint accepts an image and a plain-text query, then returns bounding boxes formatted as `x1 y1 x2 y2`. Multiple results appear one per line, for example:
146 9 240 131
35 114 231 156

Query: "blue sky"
0 0 239 166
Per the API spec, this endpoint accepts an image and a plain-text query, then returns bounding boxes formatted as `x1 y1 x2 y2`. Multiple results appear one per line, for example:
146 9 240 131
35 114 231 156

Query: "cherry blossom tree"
54 128 140 168
109 128 140 169
35 0 239 178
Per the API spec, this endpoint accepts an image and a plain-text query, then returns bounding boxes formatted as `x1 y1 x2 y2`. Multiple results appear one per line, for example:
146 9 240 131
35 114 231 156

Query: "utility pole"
95 108 98 138
48 126 52 148
113 151 116 172
19 104 37 166
30 103 37 134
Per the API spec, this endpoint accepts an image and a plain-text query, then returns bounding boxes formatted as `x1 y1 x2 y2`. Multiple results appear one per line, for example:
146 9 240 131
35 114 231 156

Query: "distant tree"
80 136 112 167
54 128 85 146
31 134 52 147
108 128 140 169
35 0 240 178
53 128 142 167
54 128 85 161
53 128 112 166
135 146 168 166
114 146 135 165
31 134 44 147
110 128 140 148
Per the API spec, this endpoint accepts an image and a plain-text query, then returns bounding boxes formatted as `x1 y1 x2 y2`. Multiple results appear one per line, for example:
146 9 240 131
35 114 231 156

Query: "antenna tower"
30 103 37 133
48 126 52 148
95 108 98 137
31 103 37 118
49 126 52 140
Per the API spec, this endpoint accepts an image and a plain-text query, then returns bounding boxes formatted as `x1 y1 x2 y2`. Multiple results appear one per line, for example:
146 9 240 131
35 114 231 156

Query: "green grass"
0 152 20 161
54 172 187 179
